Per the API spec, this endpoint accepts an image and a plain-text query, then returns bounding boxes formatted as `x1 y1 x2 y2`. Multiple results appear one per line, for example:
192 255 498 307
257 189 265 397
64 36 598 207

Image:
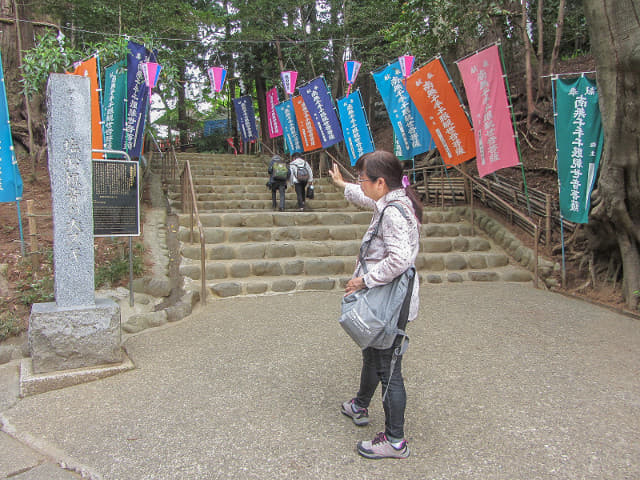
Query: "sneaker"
357 432 410 459
341 398 369 426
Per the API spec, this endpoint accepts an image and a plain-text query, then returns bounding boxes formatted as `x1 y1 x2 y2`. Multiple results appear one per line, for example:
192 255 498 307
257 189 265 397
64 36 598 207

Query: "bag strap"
358 202 410 275
382 267 415 402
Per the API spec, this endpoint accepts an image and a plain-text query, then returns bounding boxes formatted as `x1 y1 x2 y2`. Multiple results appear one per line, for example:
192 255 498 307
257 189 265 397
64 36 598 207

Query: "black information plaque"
92 160 140 236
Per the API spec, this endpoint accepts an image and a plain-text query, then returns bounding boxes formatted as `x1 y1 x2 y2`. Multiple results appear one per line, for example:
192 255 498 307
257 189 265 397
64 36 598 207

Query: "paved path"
1 284 639 479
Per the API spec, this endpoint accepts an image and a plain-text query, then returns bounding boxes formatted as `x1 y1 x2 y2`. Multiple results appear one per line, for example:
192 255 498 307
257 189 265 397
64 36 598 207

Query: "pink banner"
266 87 283 138
456 45 519 177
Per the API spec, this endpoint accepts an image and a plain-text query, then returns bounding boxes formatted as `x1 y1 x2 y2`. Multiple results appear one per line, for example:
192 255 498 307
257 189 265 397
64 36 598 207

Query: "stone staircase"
167 153 533 299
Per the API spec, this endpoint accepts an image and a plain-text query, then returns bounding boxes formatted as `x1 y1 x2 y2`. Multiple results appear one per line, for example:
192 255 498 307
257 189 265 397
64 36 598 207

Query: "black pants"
294 181 307 209
354 345 406 441
271 181 286 210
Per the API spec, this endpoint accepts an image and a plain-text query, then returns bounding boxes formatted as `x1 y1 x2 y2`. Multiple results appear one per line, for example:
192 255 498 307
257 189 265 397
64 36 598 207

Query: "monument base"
28 297 122 374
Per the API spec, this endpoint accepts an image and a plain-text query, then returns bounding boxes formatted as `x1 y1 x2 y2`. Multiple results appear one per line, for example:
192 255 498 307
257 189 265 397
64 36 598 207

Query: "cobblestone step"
181 265 533 299
168 191 345 202
178 209 468 228
179 251 510 281
173 199 352 211
168 153 536 302
180 237 494 261
177 222 474 244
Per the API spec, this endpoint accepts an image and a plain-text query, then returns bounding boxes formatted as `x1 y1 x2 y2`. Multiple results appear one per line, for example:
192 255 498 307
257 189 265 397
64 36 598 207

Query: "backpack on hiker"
296 164 310 182
272 160 288 181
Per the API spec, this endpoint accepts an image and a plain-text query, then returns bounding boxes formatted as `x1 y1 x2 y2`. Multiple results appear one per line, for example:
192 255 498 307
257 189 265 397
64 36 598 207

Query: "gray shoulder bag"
339 203 416 351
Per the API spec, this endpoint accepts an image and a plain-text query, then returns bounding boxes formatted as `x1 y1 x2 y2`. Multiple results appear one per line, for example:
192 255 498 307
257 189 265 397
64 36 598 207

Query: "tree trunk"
549 0 566 76
536 0 545 101
583 0 640 309
521 0 534 129
254 72 270 145
177 61 188 151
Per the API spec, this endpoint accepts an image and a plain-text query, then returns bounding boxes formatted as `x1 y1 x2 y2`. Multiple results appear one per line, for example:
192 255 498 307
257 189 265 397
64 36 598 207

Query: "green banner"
102 60 127 158
554 76 603 224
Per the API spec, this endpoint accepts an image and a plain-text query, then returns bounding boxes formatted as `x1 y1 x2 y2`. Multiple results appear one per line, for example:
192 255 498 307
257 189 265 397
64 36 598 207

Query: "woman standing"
329 150 421 459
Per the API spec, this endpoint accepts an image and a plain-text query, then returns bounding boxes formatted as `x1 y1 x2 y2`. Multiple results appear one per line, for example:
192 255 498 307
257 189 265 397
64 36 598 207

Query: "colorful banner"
208 66 227 93
372 61 434 159
337 91 375 166
406 58 476 166
298 77 344 149
232 95 259 142
554 76 603 224
0 51 22 203
456 45 520 177
281 71 298 95
274 100 303 154
68 56 105 159
102 60 127 158
292 96 321 152
266 87 283 138
126 41 156 158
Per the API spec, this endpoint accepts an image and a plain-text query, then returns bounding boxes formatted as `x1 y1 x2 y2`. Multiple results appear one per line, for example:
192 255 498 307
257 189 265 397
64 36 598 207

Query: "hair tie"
402 175 410 188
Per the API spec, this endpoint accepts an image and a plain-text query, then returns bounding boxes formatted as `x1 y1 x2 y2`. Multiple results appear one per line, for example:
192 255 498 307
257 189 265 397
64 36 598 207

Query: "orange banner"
406 58 475 165
67 57 104 159
292 96 321 152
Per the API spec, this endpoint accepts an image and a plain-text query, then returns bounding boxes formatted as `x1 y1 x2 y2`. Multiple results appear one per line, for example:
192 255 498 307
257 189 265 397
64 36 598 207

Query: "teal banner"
102 60 127 158
554 76 603 224
0 51 22 203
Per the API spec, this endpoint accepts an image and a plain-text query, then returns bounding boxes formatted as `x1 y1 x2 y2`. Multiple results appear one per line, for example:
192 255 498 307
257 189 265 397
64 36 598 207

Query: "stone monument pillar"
28 74 122 374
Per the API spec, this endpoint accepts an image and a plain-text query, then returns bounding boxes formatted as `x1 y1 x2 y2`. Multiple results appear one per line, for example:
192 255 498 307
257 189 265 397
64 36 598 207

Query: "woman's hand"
344 276 366 296
328 162 346 189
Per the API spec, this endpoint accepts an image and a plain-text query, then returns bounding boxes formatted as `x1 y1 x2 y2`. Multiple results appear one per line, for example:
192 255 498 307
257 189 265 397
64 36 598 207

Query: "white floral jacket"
344 183 421 321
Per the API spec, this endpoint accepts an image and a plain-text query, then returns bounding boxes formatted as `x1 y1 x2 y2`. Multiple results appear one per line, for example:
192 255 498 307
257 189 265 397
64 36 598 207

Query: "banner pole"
550 75 566 287
439 56 473 125
96 53 105 148
15 199 25 257
498 43 531 215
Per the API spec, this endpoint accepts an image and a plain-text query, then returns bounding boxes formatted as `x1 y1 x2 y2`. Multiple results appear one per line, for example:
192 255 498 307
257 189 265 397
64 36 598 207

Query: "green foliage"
194 130 232 153
95 242 145 288
387 0 519 63
0 302 23 342
21 31 76 98
15 274 54 305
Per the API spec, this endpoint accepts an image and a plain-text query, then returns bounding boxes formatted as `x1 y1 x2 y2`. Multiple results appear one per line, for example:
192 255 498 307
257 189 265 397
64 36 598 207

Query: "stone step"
178 210 467 228
168 191 345 202
168 182 337 195
179 250 508 281
183 266 533 299
178 223 477 246
186 167 267 175
181 237 494 260
166 177 336 188
176 153 266 163
173 199 351 211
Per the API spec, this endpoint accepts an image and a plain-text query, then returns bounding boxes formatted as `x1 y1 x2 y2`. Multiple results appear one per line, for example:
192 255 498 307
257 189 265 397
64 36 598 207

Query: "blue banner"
275 100 303 154
0 51 22 203
126 41 156 158
372 61 434 159
233 96 259 142
298 77 343 149
337 91 375 166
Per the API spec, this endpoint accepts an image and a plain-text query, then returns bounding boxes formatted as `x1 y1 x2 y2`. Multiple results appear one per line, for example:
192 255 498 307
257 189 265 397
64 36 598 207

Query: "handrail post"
534 219 541 289
545 193 551 247
470 181 475 236
440 164 445 209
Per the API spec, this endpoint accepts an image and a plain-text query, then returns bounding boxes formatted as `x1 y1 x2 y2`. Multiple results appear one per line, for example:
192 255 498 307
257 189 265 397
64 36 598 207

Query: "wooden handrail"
404 163 540 288
180 160 207 304
326 151 356 181
451 164 540 288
